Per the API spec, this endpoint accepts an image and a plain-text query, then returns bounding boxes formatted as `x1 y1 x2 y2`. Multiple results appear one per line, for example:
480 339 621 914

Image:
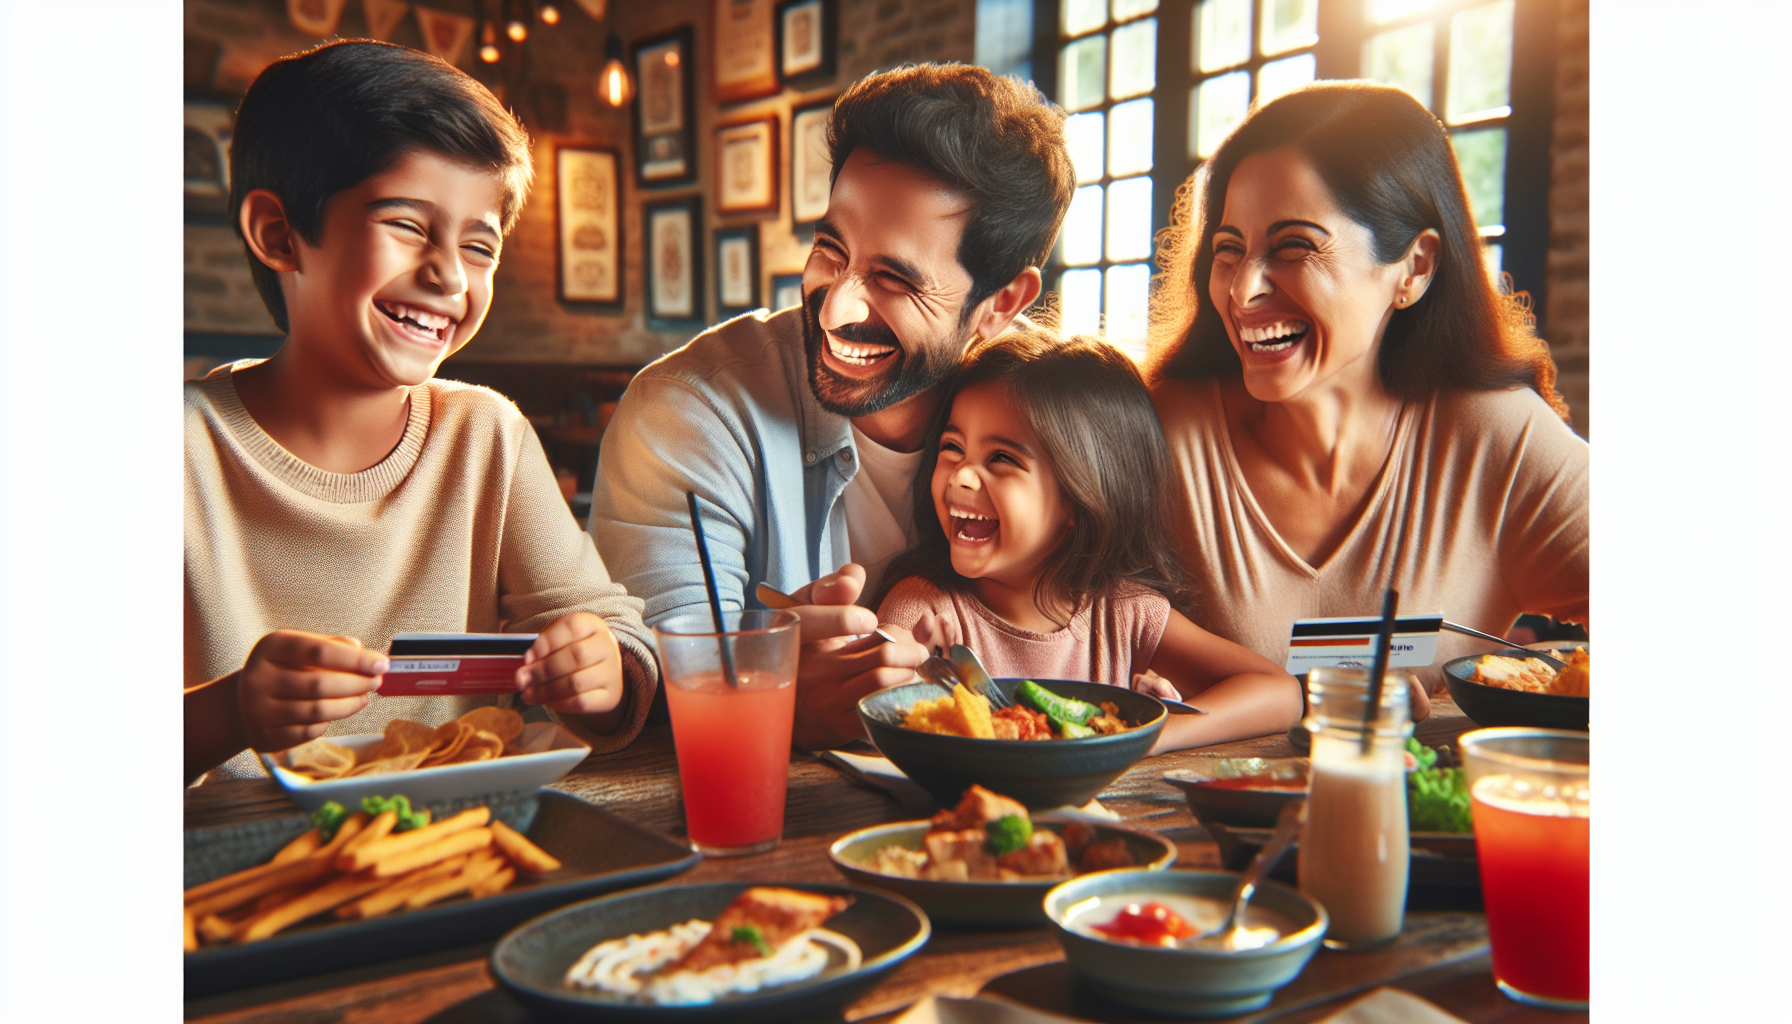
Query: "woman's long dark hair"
880 331 1191 622
1146 81 1569 421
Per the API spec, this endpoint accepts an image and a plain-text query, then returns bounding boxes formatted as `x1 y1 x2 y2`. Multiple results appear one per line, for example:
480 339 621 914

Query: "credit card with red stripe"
379 633 537 696
1284 614 1442 673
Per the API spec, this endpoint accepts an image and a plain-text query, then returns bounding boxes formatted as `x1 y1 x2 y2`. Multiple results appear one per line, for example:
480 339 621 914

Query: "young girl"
876 331 1302 754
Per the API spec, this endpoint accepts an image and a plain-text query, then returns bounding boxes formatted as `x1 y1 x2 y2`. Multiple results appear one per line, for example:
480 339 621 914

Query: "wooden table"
184 698 1586 1024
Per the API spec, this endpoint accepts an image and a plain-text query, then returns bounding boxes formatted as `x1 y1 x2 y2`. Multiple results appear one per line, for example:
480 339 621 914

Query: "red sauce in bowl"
1089 902 1198 947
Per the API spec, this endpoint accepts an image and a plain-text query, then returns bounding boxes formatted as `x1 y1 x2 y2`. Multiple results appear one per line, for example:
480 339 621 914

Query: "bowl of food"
1044 869 1327 1018
830 785 1176 927
490 882 927 1023
857 679 1167 810
1442 646 1589 731
1160 759 1309 828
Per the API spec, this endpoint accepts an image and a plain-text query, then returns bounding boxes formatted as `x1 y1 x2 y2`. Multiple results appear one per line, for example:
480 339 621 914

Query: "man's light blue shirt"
589 308 862 627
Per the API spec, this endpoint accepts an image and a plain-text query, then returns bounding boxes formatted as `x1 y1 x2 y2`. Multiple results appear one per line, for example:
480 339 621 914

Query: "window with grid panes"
1051 0 1160 362
1189 0 1321 162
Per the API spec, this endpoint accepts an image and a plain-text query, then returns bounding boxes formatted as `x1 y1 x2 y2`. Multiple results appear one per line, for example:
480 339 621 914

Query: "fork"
915 646 958 694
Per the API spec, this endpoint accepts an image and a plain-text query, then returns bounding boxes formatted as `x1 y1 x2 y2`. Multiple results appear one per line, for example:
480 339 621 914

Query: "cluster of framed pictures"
569 4 837 326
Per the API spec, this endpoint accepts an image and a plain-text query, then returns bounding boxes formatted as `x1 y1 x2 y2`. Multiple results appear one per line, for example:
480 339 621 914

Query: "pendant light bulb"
479 21 502 63
506 19 528 41
539 3 560 24
597 34 634 108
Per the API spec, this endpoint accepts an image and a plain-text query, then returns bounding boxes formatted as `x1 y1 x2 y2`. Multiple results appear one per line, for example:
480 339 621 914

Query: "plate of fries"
259 707 591 810
184 789 701 996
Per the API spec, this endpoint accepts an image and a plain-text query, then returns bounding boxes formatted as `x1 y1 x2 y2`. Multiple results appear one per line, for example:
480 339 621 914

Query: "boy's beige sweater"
185 363 658 776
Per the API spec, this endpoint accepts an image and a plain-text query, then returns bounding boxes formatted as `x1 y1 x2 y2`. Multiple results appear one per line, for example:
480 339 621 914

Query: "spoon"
1195 797 1306 949
949 644 1016 709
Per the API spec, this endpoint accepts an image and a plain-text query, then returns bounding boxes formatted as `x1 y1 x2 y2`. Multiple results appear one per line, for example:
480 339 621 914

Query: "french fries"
184 801 538 950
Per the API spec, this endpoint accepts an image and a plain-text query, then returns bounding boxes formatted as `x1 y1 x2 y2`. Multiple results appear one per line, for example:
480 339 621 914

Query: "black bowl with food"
1442 648 1588 731
857 678 1166 810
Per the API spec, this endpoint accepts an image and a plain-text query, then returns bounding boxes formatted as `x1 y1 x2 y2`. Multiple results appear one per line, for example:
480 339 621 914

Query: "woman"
1147 82 1587 709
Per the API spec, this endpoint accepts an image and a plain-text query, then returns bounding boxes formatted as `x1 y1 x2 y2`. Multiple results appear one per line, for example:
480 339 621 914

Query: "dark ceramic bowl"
1044 869 1326 1018
1160 758 1310 828
829 818 1177 928
490 882 928 1023
1442 648 1589 731
857 679 1167 810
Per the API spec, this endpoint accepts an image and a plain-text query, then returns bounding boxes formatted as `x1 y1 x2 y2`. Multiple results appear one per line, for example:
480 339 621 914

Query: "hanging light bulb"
479 20 502 63
596 34 634 108
503 0 528 41
539 3 560 25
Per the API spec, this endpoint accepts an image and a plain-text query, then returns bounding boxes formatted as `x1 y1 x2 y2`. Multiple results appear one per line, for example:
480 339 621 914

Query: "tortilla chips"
281 707 531 781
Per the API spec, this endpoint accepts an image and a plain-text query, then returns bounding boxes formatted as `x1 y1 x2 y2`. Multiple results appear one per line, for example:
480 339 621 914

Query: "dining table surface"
183 694 1588 1024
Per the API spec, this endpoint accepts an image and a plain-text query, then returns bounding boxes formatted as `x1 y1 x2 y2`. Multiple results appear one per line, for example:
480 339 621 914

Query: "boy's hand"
238 631 387 753
516 612 624 715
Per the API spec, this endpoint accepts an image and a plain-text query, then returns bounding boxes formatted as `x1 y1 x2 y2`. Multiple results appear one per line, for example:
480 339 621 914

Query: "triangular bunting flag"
414 6 475 66
287 0 349 36
362 0 410 41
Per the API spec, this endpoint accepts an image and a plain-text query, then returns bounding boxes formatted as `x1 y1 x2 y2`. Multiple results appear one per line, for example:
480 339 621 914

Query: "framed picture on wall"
184 99 234 217
789 99 833 226
770 273 804 312
776 0 836 87
555 146 623 306
712 0 779 104
715 117 779 217
715 225 761 318
645 196 703 325
633 27 697 187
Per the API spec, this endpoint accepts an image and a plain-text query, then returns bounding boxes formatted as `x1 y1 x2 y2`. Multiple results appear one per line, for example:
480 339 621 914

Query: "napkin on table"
1313 987 1471 1024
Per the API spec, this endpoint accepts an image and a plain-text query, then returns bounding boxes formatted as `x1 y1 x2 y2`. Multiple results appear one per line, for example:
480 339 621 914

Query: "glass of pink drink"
653 610 800 856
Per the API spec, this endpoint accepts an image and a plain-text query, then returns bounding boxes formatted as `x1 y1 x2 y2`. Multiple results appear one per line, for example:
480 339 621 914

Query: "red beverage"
1470 775 1590 1006
664 669 796 853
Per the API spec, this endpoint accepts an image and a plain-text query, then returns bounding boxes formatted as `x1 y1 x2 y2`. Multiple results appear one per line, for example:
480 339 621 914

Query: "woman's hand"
236 631 387 753
517 612 624 717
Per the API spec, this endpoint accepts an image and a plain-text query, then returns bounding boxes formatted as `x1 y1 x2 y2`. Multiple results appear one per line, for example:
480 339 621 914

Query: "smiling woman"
1144 82 1588 703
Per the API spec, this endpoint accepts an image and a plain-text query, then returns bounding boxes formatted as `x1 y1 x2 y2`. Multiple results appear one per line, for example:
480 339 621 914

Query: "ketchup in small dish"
1088 902 1198 947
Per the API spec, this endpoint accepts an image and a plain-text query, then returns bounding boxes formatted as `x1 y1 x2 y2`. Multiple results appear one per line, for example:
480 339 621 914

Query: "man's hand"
783 564 927 749
517 612 626 717
237 631 387 753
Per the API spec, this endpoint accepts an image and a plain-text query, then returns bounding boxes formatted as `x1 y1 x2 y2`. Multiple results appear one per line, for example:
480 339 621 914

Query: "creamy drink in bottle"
1297 667 1413 950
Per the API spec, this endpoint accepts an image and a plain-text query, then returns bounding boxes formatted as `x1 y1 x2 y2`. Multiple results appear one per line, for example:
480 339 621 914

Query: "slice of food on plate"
868 784 1134 883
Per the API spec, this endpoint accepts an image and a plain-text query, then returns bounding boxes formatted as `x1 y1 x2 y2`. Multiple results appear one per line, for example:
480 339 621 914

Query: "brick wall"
1545 0 1589 437
182 0 974 368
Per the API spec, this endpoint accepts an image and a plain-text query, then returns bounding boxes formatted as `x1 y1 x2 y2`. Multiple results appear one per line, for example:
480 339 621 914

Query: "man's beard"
801 286 967 417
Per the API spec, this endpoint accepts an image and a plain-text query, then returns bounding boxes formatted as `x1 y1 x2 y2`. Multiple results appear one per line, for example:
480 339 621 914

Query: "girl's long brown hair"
881 331 1191 622
1146 81 1570 422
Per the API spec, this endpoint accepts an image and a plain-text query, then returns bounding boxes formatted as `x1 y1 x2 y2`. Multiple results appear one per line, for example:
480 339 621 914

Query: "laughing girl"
876 331 1302 754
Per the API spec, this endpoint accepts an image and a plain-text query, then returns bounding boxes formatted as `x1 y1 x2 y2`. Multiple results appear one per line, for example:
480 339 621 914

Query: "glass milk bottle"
1297 667 1413 950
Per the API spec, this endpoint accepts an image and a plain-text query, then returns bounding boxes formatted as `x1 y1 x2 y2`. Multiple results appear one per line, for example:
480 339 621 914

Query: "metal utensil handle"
1440 620 1567 668
1231 798 1307 927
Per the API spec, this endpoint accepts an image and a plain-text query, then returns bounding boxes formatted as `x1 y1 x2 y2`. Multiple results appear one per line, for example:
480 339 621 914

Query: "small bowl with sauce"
1043 869 1327 1018
1161 758 1310 828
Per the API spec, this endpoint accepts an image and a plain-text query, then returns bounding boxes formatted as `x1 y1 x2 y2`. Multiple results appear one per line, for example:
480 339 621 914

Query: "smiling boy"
184 42 656 782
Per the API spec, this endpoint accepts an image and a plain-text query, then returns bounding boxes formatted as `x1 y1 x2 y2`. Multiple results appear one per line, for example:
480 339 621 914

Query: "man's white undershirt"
842 422 924 605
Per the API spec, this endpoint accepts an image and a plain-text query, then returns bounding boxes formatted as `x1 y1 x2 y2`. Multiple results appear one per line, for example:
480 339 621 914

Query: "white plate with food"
490 882 929 1023
259 707 590 810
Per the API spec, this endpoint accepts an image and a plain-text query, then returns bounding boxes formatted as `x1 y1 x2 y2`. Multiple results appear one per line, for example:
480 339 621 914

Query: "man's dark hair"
229 40 533 333
828 64 1075 315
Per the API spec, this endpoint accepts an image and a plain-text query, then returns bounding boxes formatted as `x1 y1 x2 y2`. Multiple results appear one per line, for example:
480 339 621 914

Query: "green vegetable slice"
310 800 349 840
730 924 774 957
985 814 1034 855
1017 680 1099 726
1057 719 1096 739
360 794 430 831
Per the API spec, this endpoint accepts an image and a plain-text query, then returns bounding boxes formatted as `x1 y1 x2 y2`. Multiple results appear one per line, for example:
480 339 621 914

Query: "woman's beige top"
185 363 659 775
1152 378 1588 694
878 576 1171 688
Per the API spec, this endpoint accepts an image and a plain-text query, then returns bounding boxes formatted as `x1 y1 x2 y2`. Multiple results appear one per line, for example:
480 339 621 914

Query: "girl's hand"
237 631 387 753
517 612 624 715
910 611 962 654
1131 669 1183 702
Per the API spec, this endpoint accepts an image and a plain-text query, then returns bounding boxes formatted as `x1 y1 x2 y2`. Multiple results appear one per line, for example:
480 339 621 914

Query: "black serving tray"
184 788 700 996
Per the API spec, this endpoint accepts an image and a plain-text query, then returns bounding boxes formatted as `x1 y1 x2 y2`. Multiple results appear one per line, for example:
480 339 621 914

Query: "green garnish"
730 924 774 957
361 794 430 831
1016 680 1100 735
985 814 1034 856
1405 739 1471 833
310 801 349 840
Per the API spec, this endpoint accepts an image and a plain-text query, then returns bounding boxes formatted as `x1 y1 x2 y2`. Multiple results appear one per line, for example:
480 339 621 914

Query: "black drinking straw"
685 491 740 687
1360 587 1399 755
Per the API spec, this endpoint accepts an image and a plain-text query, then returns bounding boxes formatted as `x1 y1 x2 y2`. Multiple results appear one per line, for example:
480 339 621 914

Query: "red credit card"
379 633 538 696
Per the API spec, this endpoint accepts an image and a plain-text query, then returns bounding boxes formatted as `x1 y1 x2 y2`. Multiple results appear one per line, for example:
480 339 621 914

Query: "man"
590 63 1075 748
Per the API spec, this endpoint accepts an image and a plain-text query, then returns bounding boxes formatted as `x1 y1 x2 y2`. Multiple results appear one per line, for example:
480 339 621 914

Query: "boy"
184 41 656 782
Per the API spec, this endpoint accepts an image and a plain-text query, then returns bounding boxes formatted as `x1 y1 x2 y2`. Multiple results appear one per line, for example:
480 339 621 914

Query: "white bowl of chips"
260 708 591 810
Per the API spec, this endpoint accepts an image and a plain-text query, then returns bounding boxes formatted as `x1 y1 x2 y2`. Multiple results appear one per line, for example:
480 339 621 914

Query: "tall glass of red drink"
1459 727 1589 1010
653 610 800 856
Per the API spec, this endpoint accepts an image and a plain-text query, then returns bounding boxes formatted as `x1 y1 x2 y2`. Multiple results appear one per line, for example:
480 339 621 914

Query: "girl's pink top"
878 576 1171 688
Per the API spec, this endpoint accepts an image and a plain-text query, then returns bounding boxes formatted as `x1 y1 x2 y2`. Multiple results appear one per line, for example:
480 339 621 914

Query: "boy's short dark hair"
827 64 1075 316
229 40 534 333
